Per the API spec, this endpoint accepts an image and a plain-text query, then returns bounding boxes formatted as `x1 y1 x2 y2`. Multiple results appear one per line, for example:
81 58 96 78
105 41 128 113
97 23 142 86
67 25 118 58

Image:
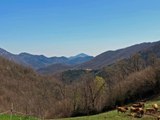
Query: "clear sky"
0 0 160 57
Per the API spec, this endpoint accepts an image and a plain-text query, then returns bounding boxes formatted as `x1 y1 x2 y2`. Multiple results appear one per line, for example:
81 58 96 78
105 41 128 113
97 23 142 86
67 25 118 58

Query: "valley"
1 1 160 119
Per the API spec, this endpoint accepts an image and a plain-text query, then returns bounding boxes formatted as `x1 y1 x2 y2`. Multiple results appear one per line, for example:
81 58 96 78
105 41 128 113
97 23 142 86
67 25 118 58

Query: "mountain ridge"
75 41 160 69
0 48 93 70
1 40 160 74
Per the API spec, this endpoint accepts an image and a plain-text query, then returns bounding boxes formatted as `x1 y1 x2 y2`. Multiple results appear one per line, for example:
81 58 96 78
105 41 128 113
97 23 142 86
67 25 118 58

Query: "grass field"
54 97 160 120
0 114 37 120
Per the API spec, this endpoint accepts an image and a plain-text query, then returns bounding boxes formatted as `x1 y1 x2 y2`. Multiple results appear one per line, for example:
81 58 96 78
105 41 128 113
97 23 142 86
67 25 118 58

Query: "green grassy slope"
0 114 37 120
54 97 160 120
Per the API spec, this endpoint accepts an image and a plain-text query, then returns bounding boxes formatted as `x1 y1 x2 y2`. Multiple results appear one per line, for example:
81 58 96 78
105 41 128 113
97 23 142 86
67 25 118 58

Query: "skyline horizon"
1 39 159 57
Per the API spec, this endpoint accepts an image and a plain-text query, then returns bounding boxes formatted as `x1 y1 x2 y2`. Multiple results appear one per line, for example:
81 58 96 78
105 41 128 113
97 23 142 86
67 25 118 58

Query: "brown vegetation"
0 57 69 118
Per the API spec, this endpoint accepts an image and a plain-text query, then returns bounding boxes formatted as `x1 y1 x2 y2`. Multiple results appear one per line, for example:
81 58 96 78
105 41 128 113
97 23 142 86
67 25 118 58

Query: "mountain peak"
19 52 46 57
69 53 91 59
19 52 32 56
75 53 90 57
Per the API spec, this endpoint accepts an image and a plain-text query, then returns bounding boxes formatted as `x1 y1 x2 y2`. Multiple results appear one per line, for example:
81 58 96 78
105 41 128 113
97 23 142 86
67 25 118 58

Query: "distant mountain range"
37 63 72 74
1 40 160 74
23 40 160 74
76 41 160 69
0 48 93 70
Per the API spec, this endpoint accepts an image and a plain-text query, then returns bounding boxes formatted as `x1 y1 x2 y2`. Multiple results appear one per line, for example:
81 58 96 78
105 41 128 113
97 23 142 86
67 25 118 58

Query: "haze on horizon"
0 0 160 57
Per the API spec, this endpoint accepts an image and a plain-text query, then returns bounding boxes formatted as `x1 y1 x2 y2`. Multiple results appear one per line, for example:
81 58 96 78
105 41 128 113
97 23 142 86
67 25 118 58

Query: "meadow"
54 97 160 120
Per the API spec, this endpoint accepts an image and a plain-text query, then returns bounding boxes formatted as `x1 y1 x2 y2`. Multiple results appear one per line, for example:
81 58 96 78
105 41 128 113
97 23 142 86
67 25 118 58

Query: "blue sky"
0 0 160 57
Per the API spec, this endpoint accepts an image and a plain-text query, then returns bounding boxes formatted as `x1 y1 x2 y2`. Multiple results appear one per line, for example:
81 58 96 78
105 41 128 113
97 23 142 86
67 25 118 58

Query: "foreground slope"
55 97 160 120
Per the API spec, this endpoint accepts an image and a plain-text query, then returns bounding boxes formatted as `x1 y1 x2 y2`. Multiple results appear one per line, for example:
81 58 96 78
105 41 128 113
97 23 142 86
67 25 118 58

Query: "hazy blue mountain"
75 41 160 69
0 49 93 70
38 41 160 74
67 53 94 65
18 53 68 69
1 40 160 74
0 48 23 64
37 53 94 74
69 53 91 59
37 63 72 74
18 53 93 69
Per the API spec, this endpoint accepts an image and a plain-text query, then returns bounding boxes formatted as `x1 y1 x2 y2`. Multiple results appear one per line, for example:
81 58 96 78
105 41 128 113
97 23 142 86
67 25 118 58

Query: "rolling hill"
18 52 68 69
76 41 160 69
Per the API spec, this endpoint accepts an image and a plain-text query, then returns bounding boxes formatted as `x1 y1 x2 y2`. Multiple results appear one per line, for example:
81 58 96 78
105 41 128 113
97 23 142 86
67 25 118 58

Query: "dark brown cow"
145 108 155 114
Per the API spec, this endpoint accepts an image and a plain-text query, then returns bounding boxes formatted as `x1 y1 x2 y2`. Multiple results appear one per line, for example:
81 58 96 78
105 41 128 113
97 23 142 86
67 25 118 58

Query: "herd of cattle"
117 101 160 119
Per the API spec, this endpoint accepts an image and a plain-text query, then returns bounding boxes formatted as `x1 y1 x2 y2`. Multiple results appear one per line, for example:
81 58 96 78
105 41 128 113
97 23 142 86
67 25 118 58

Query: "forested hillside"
0 57 65 119
53 52 160 117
